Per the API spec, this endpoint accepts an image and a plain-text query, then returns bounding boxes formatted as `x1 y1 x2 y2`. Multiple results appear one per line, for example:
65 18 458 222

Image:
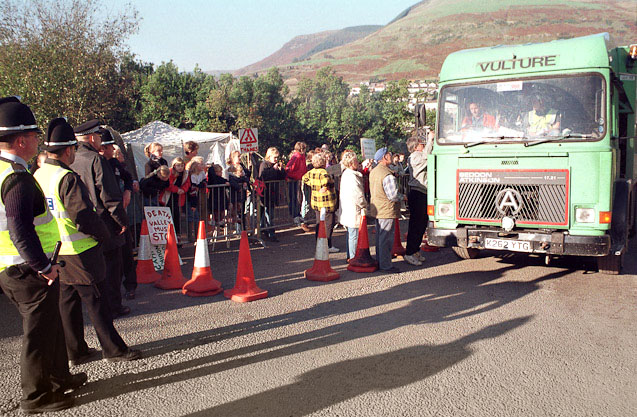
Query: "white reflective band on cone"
138 234 151 260
315 238 329 261
194 238 210 268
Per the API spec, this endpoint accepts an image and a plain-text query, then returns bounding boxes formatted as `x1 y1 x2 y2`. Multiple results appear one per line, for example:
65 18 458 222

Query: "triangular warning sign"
240 129 258 144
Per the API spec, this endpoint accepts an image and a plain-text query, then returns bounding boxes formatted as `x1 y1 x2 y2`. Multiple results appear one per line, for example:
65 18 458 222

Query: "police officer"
99 128 138 300
35 118 141 365
0 97 86 413
70 120 130 318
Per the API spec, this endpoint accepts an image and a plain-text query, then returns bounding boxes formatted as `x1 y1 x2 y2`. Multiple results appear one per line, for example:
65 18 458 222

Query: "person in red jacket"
285 141 307 225
162 157 190 237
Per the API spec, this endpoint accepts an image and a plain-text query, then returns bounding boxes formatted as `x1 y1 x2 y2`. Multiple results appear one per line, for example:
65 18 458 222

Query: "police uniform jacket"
0 154 53 273
44 158 111 285
70 142 127 250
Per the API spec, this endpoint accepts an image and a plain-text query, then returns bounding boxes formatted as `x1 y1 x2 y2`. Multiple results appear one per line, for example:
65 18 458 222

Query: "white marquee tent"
121 121 239 178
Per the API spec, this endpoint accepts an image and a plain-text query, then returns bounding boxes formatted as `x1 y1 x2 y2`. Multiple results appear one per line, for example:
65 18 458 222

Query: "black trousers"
406 190 428 256
103 246 124 313
121 229 137 292
59 280 128 360
0 267 71 409
314 209 336 248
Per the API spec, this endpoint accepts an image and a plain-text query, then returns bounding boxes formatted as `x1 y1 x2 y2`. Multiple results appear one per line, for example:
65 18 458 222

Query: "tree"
139 62 216 129
295 66 351 151
363 80 412 150
0 0 140 128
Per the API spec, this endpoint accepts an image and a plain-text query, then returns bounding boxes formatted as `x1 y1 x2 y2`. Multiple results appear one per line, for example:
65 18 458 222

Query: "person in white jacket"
338 152 368 261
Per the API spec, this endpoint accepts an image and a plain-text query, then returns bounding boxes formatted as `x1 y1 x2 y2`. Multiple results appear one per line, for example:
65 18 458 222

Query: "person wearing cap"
70 119 130 318
369 147 404 272
35 118 142 366
99 128 137 300
0 97 86 413
403 132 434 267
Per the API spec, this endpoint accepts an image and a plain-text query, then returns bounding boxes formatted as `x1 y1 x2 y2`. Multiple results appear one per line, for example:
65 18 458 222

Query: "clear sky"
107 0 418 72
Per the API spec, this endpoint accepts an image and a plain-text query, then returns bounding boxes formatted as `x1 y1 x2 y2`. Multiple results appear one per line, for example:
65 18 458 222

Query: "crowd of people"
0 94 433 413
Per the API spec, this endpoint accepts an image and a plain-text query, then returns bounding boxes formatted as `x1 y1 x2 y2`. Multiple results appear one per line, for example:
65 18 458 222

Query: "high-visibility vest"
0 159 59 272
34 163 97 256
528 109 558 134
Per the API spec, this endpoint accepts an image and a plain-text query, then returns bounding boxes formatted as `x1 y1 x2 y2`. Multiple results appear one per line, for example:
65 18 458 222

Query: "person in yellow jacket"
525 95 561 136
35 118 141 366
0 97 86 414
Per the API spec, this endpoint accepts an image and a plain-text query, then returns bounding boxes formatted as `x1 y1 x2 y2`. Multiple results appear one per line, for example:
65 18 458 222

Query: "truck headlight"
575 208 595 223
438 202 454 219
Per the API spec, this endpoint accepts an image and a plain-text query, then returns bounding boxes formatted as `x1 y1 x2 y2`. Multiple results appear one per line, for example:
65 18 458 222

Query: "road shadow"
72 264 560 406
180 317 531 417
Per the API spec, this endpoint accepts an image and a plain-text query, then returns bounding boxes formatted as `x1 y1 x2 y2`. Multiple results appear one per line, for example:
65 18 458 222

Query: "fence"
128 171 413 249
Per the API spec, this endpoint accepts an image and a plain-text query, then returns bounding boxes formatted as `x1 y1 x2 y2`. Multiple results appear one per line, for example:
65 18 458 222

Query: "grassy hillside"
277 0 636 86
234 25 381 76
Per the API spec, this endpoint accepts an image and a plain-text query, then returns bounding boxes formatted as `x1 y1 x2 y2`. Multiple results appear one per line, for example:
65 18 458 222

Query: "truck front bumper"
426 224 610 257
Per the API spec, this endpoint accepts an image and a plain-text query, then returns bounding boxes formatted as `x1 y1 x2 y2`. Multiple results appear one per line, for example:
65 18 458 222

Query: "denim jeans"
345 226 359 260
260 205 275 238
375 218 395 270
287 180 300 218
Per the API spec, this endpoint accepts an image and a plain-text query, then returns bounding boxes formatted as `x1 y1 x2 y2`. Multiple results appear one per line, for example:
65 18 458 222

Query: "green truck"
425 33 637 274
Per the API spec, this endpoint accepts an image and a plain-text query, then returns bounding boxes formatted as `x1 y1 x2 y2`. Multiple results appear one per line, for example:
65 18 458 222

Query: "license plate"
484 238 532 252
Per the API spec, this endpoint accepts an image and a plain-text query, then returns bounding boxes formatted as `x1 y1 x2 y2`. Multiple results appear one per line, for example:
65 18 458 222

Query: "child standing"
140 165 170 207
186 156 207 237
207 163 230 228
144 142 167 176
165 157 190 236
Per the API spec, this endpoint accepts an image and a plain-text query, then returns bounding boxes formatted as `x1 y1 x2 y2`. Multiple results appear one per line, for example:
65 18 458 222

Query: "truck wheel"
597 253 622 275
452 246 480 259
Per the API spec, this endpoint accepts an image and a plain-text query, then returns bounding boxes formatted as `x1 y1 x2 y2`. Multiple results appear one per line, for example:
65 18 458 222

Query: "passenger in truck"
523 95 561 136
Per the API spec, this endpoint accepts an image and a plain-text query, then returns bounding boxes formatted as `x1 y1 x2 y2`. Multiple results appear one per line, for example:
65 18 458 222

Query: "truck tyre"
597 253 622 275
452 246 479 259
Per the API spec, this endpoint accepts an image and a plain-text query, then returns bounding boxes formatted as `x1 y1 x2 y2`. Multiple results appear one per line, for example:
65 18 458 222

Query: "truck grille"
457 170 568 225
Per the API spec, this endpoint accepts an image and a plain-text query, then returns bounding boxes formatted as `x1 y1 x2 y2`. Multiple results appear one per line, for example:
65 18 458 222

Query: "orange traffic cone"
348 210 378 273
421 232 439 252
224 231 268 302
136 220 161 284
305 208 340 282
155 224 186 290
391 218 406 257
182 221 223 297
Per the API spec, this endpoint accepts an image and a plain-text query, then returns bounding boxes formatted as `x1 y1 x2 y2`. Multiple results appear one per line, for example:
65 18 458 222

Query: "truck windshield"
437 74 605 145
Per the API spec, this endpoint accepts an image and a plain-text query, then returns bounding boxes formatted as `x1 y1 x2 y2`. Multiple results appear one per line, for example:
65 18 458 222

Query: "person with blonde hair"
144 142 167 176
258 147 286 241
164 157 190 236
186 156 207 235
338 151 367 261
302 152 338 252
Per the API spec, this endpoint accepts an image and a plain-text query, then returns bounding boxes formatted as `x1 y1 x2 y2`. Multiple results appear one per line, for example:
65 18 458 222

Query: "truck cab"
426 33 637 274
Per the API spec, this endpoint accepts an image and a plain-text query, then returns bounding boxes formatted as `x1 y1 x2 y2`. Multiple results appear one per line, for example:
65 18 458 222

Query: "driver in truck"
461 101 497 130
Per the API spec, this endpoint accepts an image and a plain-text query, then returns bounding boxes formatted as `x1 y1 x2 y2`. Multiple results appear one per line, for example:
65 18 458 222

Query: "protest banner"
360 138 376 160
144 206 174 245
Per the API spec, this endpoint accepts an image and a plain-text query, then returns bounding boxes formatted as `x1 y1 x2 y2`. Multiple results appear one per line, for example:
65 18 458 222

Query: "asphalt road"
1 222 635 416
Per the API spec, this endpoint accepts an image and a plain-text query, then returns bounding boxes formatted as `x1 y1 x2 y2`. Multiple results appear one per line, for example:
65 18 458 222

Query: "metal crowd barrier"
129 172 414 251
